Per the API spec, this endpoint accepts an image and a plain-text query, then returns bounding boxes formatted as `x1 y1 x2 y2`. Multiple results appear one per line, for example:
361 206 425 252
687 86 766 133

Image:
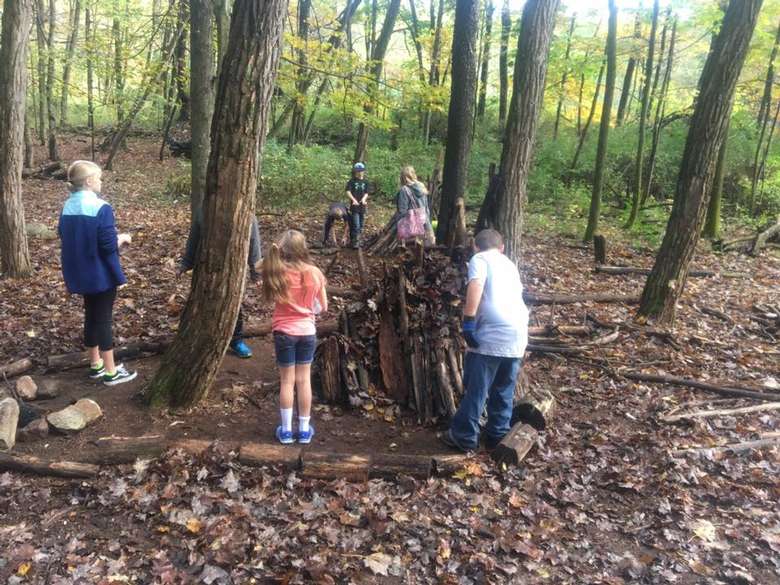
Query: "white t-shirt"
467 249 529 358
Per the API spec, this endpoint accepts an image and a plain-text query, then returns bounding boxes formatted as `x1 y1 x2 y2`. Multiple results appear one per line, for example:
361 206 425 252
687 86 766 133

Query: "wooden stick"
524 292 640 305
356 247 368 286
623 372 780 402
435 349 457 417
595 265 714 278
0 358 33 379
527 325 592 337
0 452 99 478
447 344 464 396
661 402 780 423
673 437 780 456
526 344 583 355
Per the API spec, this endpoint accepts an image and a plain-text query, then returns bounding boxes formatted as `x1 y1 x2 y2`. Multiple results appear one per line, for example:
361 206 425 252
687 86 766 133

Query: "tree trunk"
703 115 730 240
570 58 605 170
477 0 560 261
423 0 444 144
626 0 659 228
34 1 46 144
24 114 35 169
190 0 214 225
174 0 190 122
476 0 493 120
146 0 287 408
213 0 230 72
638 0 762 324
756 99 780 208
436 0 479 245
59 0 82 126
616 11 641 127
583 0 617 243
642 18 677 206
353 0 401 162
575 20 601 138
45 0 58 161
86 6 96 160
553 13 576 140
756 19 780 129
288 0 311 148
0 0 34 278
497 0 511 134
113 14 125 123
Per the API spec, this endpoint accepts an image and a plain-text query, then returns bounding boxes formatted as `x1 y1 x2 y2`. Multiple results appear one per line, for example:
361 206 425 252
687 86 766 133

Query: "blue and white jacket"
58 190 126 295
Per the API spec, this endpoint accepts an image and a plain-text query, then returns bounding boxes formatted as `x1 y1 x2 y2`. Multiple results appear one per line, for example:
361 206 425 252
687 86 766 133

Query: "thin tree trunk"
34 1 46 144
553 13 576 140
86 5 96 160
60 0 82 126
288 0 311 148
174 0 190 122
436 0 479 245
498 0 510 133
113 13 125 123
703 114 730 240
583 0 617 243
0 0 34 278
756 99 780 208
626 0 659 228
190 0 214 222
477 0 560 261
213 0 230 73
423 0 445 145
45 0 58 161
756 19 780 129
146 0 287 408
24 115 35 169
570 58 605 170
642 18 676 206
476 0 493 120
638 0 762 324
575 20 601 138
616 10 641 127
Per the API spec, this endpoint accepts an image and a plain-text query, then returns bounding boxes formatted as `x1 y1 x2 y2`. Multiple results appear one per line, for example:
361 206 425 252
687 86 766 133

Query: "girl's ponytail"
262 243 289 303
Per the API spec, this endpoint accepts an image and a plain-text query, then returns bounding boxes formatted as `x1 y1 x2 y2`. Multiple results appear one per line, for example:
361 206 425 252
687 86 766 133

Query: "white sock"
280 408 293 432
299 416 310 433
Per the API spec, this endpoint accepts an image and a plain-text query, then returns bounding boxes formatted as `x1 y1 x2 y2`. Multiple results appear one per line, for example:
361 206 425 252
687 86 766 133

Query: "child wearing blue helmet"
345 162 370 248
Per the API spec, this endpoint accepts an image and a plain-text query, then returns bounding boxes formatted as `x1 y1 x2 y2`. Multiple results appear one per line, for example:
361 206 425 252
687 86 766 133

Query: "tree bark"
436 0 479 245
45 0 58 161
59 0 81 126
213 0 230 72
190 0 214 224
288 0 311 148
583 0 617 243
553 13 576 140
497 0 511 134
638 0 762 324
756 99 780 208
423 0 445 144
476 0 493 120
626 0 659 228
34 3 46 144
146 0 287 408
756 19 780 130
616 10 641 127
0 0 34 278
113 13 125 123
702 117 729 240
477 0 559 262
86 6 96 160
174 0 190 122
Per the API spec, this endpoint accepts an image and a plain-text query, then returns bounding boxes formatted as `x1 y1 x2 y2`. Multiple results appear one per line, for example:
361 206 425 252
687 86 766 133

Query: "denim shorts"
273 332 317 367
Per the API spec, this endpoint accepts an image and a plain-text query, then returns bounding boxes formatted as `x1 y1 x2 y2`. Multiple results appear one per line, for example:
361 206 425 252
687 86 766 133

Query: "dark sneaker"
297 425 315 445
88 363 106 379
441 429 472 453
103 364 138 386
276 426 295 445
229 339 252 358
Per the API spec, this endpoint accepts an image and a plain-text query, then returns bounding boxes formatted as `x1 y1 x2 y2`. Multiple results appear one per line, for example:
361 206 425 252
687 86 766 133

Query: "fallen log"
82 435 167 464
0 452 98 478
512 386 555 431
527 325 592 337
623 372 780 402
526 344 583 355
595 265 715 278
673 437 780 456
300 451 371 482
524 292 640 305
491 422 538 467
239 442 302 470
661 401 780 423
369 453 433 479
431 453 471 476
0 358 33 379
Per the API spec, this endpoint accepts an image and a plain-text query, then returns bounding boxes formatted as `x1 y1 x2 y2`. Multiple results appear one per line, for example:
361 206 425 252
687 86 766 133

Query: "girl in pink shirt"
262 230 328 444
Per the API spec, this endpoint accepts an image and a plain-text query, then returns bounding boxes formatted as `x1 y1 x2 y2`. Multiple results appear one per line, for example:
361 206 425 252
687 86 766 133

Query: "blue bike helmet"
353 162 366 172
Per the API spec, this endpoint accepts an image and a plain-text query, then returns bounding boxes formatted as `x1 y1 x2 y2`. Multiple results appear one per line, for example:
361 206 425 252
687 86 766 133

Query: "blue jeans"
273 333 316 367
450 352 521 450
350 204 365 243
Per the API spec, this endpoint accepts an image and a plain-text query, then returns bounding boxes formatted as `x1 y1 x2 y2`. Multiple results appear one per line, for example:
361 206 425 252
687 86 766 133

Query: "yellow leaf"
186 517 202 534
691 519 716 542
156 525 170 533
17 562 31 576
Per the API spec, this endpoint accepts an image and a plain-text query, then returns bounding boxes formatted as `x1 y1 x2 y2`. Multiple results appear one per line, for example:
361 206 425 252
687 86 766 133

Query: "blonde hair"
67 160 101 192
400 165 428 194
262 230 315 303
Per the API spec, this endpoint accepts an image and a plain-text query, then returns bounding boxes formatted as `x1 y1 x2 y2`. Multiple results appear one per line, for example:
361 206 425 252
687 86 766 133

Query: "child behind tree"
58 160 137 386
262 230 328 444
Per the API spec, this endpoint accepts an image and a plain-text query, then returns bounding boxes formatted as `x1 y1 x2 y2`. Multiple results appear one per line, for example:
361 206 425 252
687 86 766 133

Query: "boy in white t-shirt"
444 229 529 452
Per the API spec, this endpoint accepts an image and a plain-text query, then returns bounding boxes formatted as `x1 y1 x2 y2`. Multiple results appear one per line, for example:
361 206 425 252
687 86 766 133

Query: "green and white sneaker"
88 361 106 380
103 364 138 386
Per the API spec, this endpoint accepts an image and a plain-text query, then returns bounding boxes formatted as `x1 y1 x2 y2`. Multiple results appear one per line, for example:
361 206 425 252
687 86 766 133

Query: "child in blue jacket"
58 161 137 385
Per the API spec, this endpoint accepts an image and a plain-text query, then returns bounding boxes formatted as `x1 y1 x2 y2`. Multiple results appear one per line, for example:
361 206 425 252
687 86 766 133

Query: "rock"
47 399 102 433
15 376 38 401
36 379 61 399
0 397 20 450
17 418 49 442
25 222 57 240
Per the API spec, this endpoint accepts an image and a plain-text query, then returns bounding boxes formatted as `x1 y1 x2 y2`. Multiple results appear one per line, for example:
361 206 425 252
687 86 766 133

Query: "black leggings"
83 288 117 351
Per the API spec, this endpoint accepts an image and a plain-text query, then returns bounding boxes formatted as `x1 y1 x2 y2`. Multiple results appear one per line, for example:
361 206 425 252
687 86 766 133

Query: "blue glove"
462 316 479 348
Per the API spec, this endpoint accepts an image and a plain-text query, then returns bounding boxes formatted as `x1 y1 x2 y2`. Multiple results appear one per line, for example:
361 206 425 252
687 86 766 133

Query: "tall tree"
33 2 47 144
354 0 401 162
86 4 96 160
626 0 659 228
616 9 641 127
288 0 311 148
477 0 560 261
583 0 617 243
436 0 479 245
756 20 780 129
638 0 762 324
190 0 214 223
174 0 190 122
147 0 287 408
702 113 730 240
59 0 82 126
570 57 605 169
0 0 34 278
44 0 58 160
423 0 445 144
553 13 576 140
113 8 125 123
476 0 494 120
497 0 511 132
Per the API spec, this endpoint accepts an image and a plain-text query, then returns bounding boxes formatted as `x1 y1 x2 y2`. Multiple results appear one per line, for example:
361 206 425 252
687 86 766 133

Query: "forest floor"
1 137 779 584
